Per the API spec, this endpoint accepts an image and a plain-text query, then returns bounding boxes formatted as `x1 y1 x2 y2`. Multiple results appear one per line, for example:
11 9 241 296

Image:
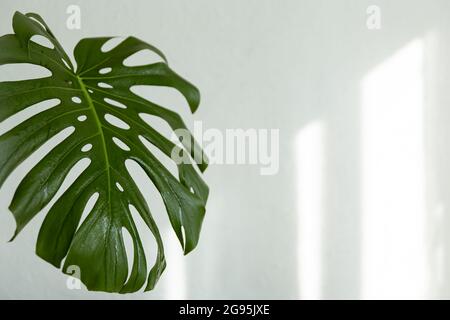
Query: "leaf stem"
76 76 111 207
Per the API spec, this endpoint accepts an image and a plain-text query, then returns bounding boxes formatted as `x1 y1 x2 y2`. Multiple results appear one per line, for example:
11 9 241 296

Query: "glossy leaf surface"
0 12 208 293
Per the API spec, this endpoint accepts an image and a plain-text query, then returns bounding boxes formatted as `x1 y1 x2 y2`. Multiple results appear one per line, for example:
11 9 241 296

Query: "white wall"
0 0 450 299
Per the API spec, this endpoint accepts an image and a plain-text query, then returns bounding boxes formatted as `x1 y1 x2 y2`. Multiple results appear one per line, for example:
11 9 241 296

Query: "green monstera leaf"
0 12 208 293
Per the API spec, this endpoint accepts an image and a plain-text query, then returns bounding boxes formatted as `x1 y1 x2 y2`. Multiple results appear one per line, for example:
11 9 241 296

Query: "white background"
1 0 450 299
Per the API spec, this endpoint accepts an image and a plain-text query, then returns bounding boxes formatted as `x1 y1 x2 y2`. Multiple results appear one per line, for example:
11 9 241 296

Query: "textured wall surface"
1 0 450 299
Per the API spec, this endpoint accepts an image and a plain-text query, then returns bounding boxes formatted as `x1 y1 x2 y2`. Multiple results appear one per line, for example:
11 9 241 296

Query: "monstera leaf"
0 12 208 293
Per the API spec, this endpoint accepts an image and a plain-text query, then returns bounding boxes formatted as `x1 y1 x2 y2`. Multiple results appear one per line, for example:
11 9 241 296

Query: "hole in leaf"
123 49 164 67
104 98 126 109
116 182 124 192
181 226 187 249
28 16 47 31
61 59 71 69
81 144 92 152
138 113 173 136
112 137 130 151
99 67 112 74
87 89 94 94
0 64 51 81
77 115 87 122
128 204 158 273
101 37 125 53
71 96 82 104
98 82 113 89
138 135 177 178
122 227 135 283
77 192 99 231
30 35 55 49
125 160 168 229
105 114 130 130
131 85 189 111
0 98 60 135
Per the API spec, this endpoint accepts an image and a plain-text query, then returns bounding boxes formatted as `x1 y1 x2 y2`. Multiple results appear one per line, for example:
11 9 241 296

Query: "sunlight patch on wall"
164 232 187 299
296 121 325 299
361 39 427 299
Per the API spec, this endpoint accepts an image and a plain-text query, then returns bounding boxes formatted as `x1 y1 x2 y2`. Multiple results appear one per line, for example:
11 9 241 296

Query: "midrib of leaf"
75 75 112 209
